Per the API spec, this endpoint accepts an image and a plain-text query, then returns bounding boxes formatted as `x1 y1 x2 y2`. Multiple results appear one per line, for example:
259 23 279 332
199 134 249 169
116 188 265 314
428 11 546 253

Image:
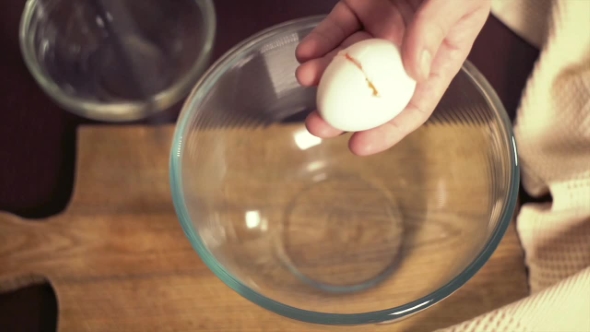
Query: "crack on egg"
343 52 380 97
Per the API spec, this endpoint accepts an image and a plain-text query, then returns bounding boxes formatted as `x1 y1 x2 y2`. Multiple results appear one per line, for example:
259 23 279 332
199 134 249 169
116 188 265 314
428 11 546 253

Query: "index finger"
296 2 361 63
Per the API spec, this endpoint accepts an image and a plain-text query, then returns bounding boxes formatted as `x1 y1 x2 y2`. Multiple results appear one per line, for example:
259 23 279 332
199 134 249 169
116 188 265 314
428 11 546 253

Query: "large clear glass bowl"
170 16 519 325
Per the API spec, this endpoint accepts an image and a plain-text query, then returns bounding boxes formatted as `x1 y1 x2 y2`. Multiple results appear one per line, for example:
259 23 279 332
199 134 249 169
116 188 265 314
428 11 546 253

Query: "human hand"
296 0 491 155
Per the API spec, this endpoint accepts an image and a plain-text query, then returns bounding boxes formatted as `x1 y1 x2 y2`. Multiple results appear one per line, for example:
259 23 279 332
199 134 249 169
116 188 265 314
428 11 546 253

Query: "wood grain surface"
0 125 528 331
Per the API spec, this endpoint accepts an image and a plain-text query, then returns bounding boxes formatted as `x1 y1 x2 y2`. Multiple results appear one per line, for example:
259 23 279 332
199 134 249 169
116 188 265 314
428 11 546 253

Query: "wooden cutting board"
0 124 529 332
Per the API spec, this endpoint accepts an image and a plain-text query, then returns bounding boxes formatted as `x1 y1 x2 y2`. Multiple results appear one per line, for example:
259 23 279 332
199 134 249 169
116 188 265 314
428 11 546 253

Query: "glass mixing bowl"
20 0 216 121
170 16 519 325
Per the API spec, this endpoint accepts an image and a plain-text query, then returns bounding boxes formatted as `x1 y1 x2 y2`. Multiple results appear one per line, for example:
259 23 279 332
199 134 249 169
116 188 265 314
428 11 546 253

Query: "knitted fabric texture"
438 0 590 331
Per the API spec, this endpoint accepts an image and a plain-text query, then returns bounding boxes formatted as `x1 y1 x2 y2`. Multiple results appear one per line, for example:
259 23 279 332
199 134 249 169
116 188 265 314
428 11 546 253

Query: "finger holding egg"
296 31 371 87
349 58 457 156
305 111 343 138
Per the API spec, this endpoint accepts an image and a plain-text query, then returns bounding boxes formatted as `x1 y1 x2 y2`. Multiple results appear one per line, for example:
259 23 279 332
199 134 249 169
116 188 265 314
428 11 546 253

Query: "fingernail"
420 50 431 80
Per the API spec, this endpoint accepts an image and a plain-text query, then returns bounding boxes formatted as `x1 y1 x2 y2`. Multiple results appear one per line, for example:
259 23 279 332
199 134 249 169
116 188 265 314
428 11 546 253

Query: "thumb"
402 0 474 82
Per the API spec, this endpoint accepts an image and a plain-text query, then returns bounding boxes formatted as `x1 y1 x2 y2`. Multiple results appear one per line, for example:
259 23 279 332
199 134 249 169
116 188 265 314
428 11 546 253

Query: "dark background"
0 0 540 331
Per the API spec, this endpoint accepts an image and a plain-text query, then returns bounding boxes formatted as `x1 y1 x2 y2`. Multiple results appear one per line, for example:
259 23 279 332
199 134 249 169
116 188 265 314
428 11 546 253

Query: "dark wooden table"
0 0 539 331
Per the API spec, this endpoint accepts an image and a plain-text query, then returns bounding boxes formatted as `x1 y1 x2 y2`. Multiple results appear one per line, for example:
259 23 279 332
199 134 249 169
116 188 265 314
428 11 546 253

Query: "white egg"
316 38 417 132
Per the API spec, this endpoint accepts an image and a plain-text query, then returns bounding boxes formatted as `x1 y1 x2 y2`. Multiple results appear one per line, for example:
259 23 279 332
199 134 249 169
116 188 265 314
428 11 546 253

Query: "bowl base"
275 175 405 294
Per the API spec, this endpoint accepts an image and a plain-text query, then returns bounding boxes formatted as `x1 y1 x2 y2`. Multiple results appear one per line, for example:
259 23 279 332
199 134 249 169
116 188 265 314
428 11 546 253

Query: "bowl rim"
169 15 520 325
19 0 217 122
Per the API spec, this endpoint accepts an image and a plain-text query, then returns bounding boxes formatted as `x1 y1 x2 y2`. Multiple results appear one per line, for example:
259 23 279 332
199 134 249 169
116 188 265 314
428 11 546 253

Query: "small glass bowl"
19 0 216 121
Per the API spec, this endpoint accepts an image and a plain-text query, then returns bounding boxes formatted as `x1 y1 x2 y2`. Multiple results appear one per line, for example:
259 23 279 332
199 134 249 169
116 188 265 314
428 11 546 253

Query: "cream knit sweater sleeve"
438 0 590 331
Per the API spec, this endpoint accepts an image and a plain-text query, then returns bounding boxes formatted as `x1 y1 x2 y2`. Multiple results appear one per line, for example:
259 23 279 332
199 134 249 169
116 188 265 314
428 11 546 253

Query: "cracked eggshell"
316 38 417 132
